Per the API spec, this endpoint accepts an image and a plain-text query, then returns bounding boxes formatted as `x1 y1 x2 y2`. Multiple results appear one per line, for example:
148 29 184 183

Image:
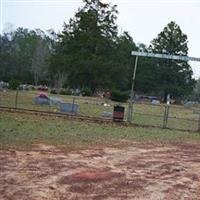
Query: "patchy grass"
1 112 200 150
0 90 199 131
0 90 114 116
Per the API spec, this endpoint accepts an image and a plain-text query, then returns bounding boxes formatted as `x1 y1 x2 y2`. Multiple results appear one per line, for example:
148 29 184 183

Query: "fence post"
197 114 200 132
72 97 75 113
15 88 19 109
163 105 170 128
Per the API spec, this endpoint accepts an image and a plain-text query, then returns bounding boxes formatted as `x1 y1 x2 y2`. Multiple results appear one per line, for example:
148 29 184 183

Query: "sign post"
127 56 138 122
127 51 200 123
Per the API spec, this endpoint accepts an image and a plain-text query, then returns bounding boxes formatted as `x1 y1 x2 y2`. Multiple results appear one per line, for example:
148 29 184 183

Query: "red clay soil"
1 142 200 200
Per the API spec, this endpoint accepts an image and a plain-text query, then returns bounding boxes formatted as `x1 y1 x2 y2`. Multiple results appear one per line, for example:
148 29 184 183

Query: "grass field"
1 112 200 150
1 112 200 199
0 90 115 117
0 90 199 131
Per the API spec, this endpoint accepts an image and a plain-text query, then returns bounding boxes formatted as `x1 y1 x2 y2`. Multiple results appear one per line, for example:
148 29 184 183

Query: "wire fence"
0 89 200 132
132 102 199 132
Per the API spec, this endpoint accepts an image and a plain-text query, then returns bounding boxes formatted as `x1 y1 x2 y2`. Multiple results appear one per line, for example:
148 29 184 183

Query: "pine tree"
150 21 195 100
56 0 119 92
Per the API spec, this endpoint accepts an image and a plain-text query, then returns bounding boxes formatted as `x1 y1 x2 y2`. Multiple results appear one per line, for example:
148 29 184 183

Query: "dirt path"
1 142 200 200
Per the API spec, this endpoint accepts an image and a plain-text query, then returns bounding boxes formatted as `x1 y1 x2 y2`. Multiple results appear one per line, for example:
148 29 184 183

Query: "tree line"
0 0 195 101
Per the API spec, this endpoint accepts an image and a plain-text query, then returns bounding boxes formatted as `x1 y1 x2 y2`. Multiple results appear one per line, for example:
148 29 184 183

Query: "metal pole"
163 106 167 128
72 97 75 113
166 105 170 128
163 105 170 128
198 114 200 132
15 88 19 109
127 55 138 122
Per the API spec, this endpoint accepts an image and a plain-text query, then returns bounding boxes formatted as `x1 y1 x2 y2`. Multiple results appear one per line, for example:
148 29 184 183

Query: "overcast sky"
1 0 200 78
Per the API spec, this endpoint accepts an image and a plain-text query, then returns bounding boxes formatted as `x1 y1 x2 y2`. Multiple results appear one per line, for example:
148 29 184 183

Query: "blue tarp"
60 103 79 113
34 96 50 105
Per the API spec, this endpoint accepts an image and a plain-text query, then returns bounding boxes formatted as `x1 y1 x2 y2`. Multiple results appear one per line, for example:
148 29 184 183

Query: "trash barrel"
113 105 125 122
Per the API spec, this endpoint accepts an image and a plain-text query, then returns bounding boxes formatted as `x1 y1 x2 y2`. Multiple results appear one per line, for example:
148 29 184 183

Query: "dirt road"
1 142 200 200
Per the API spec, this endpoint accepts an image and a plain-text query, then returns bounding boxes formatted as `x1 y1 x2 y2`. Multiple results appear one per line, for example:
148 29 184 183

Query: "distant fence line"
0 90 200 132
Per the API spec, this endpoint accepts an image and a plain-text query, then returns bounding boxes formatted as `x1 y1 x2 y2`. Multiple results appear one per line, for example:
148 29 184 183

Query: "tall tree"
31 39 50 85
0 33 13 81
192 78 200 101
112 31 137 91
48 30 69 89
150 21 195 100
134 44 159 94
50 0 119 92
0 28 52 85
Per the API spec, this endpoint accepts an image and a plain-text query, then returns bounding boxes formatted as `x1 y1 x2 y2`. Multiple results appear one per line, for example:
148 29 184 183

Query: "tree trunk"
164 91 168 103
54 71 67 93
34 71 39 86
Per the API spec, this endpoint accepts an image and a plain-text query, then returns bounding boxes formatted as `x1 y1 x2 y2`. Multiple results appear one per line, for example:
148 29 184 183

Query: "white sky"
1 0 200 78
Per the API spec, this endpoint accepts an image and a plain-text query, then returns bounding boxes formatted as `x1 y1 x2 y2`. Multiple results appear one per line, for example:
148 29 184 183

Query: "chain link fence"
0 90 115 117
131 102 199 132
0 90 200 132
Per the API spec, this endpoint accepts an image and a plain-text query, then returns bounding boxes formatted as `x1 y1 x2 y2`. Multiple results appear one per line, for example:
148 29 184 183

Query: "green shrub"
81 87 92 96
50 89 58 94
9 79 20 90
60 89 72 95
110 90 129 102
